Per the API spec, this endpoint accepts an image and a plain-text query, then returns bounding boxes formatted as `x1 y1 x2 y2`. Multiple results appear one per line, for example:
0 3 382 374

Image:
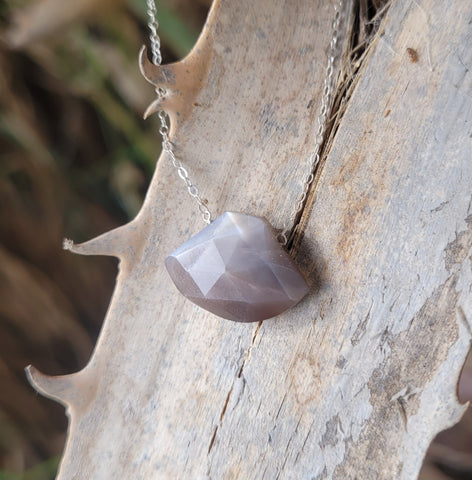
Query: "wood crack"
289 0 393 250
209 321 262 460
207 426 218 454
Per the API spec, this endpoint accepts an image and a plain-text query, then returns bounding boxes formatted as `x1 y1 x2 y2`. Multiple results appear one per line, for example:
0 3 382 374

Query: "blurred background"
0 1 470 479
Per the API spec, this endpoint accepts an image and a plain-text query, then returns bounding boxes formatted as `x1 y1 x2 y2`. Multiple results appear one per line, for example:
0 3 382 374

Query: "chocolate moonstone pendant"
165 212 309 322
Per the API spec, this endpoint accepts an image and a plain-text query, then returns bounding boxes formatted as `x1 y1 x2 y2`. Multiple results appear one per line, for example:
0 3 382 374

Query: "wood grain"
28 0 472 478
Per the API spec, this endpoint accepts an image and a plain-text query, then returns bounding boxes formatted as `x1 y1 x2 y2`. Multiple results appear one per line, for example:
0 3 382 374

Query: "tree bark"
28 0 472 478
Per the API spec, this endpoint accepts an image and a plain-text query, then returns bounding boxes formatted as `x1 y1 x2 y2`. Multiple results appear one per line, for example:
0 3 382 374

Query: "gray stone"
165 212 309 322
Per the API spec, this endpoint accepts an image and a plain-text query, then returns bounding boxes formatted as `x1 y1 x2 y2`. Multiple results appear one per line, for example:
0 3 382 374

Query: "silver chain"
279 0 343 245
146 0 212 224
146 0 343 233
146 0 162 65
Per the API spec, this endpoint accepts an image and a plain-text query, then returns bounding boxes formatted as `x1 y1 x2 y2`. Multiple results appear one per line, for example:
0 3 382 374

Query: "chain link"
146 0 212 224
279 0 343 245
146 0 162 65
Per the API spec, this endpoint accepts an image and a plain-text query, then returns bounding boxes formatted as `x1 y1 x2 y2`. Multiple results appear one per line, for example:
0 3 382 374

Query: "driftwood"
27 0 472 478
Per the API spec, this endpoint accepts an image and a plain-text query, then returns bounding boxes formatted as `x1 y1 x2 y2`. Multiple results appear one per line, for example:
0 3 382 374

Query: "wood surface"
27 0 472 478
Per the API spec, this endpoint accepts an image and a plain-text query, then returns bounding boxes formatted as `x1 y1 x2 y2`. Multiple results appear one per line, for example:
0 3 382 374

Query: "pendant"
165 212 309 322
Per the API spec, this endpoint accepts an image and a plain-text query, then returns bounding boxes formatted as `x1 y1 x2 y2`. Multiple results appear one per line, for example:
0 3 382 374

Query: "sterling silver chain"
146 0 212 224
146 0 343 240
280 1 343 244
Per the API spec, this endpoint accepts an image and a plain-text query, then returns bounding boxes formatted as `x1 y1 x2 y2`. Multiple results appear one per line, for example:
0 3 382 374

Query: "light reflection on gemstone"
165 212 310 322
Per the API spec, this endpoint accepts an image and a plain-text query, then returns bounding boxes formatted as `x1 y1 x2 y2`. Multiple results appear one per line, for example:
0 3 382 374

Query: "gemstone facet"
165 212 309 322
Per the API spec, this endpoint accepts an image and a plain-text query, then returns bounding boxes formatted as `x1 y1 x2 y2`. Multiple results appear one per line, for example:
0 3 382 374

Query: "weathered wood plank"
28 0 472 478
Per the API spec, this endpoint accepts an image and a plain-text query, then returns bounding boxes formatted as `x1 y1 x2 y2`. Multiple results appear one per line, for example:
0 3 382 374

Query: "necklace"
141 0 343 323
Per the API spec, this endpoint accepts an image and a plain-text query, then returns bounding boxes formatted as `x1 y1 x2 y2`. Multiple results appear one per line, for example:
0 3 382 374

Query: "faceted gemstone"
165 212 309 322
